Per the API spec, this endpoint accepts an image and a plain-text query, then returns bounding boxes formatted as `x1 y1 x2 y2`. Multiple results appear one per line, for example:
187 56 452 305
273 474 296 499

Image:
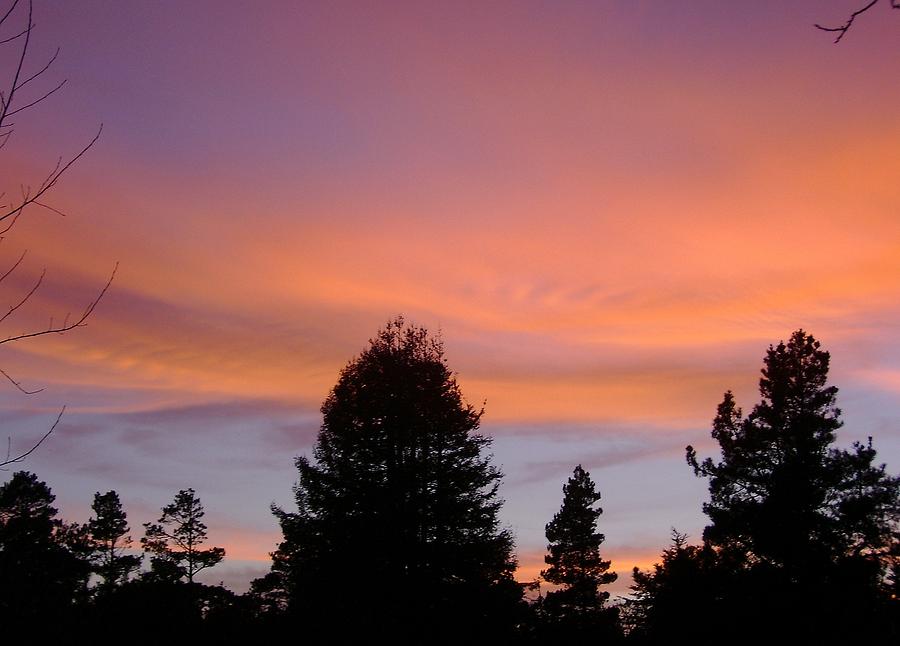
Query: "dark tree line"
0 475 232 637
1 322 898 641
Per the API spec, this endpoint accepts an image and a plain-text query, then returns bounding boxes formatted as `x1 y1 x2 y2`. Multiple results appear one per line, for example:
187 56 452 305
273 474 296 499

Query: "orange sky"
1 1 898 593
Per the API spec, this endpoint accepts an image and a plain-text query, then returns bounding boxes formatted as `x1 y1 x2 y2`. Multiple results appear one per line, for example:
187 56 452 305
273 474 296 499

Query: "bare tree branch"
0 0 20 31
0 125 102 224
14 46 58 91
0 210 20 236
4 77 65 117
32 200 67 217
0 0 32 126
0 404 63 468
0 1 114 469
815 0 900 43
0 365 41 393
0 265 43 324
0 261 118 346
0 22 27 46
0 248 26 283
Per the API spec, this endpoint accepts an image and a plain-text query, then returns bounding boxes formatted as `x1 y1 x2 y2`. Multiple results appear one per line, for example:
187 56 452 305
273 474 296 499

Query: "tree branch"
0 404 63 468
0 0 32 126
0 365 41 393
0 248 26 283
0 261 117 346
0 0 20 32
815 0 900 43
0 125 101 224
0 266 43 324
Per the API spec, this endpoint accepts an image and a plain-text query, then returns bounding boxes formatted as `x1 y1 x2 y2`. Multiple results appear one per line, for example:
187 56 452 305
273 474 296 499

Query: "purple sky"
1 1 899 595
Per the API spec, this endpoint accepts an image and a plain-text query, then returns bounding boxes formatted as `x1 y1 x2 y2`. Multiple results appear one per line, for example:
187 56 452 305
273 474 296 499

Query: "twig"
0 0 32 127
815 0 900 43
0 266 43 324
0 365 42 394
0 405 64 468
0 248 26 283
0 261 117 346
0 0 20 31
0 125 102 224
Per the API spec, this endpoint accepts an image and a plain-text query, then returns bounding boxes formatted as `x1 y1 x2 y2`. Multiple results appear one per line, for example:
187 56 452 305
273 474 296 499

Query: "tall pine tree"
540 464 618 638
684 330 900 640
266 317 522 641
142 489 225 584
0 471 91 628
88 490 141 589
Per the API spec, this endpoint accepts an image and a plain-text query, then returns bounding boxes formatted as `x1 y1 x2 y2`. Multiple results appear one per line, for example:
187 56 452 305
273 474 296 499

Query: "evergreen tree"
540 464 618 638
0 471 91 627
266 317 522 641
142 488 225 583
684 330 900 640
627 531 725 645
88 490 141 589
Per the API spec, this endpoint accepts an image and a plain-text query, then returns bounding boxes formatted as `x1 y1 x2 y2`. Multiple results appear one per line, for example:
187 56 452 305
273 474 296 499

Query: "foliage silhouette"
142 488 225 584
540 464 619 639
0 471 90 627
265 316 523 641
88 490 141 589
678 330 900 641
626 531 724 645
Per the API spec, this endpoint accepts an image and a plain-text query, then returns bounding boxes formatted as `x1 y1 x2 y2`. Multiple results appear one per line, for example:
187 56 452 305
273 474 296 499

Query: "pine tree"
142 488 225 583
88 490 141 589
685 330 900 639
627 531 723 645
0 471 91 625
540 465 617 637
267 317 521 640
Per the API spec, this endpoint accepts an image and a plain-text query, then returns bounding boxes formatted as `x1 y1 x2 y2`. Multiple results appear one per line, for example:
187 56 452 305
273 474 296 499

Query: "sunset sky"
1 1 899 596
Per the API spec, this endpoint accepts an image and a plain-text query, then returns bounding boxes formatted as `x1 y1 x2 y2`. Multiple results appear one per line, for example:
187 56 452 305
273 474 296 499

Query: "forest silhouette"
1 319 897 642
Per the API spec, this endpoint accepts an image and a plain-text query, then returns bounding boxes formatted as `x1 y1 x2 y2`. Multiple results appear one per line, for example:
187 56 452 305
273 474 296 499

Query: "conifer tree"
266 317 521 640
0 471 91 624
541 464 617 615
684 330 900 639
142 488 224 584
88 490 141 589
541 465 618 636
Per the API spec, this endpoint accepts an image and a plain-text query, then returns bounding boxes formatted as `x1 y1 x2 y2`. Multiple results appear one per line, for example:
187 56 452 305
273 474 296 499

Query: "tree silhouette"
684 330 900 640
88 490 141 590
142 488 225 584
540 464 618 638
0 0 116 468
627 531 725 645
266 316 522 641
0 471 90 625
815 0 900 43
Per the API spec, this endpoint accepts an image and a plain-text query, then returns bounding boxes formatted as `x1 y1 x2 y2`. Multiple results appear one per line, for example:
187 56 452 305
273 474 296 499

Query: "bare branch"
0 124 102 224
0 266 43 324
0 261 117 346
0 365 42 394
0 405 63 469
32 200 67 217
14 46 58 92
4 77 66 117
815 0 899 43
0 0 20 31
0 248 26 283
0 211 20 236
0 23 28 46
0 0 32 127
